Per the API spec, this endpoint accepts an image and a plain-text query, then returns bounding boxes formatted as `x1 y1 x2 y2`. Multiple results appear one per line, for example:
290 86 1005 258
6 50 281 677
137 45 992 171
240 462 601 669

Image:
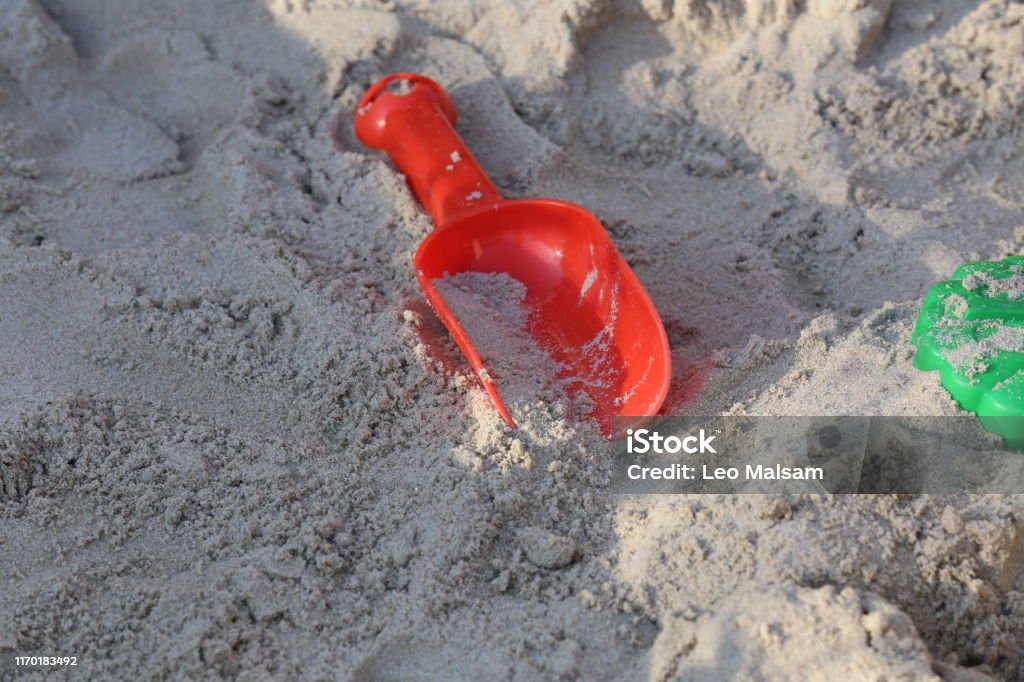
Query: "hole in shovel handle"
354 73 502 226
357 73 455 123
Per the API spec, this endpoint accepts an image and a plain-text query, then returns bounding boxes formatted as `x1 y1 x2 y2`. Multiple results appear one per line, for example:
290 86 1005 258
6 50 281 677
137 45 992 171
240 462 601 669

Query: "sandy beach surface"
2 0 1023 679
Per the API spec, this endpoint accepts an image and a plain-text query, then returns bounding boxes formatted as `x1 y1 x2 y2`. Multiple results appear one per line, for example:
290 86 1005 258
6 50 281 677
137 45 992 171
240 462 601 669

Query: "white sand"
432 272 564 412
1 0 1023 678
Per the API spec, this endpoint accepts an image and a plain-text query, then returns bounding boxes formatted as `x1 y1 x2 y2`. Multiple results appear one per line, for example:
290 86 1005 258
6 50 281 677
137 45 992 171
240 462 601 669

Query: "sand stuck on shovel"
433 271 597 428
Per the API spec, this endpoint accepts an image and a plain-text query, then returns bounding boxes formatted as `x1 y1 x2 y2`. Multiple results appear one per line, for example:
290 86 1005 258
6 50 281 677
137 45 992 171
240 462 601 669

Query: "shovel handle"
355 73 501 226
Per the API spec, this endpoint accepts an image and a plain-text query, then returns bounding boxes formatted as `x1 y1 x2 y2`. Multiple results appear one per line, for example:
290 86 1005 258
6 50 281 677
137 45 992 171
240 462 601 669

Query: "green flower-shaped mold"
913 256 1024 448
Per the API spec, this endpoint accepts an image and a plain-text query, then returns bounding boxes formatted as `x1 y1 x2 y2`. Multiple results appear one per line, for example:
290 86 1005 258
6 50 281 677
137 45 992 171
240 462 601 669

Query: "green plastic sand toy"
913 256 1024 448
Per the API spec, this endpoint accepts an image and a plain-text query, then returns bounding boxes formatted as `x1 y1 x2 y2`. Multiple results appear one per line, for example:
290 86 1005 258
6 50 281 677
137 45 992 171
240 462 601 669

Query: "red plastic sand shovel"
355 73 671 438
